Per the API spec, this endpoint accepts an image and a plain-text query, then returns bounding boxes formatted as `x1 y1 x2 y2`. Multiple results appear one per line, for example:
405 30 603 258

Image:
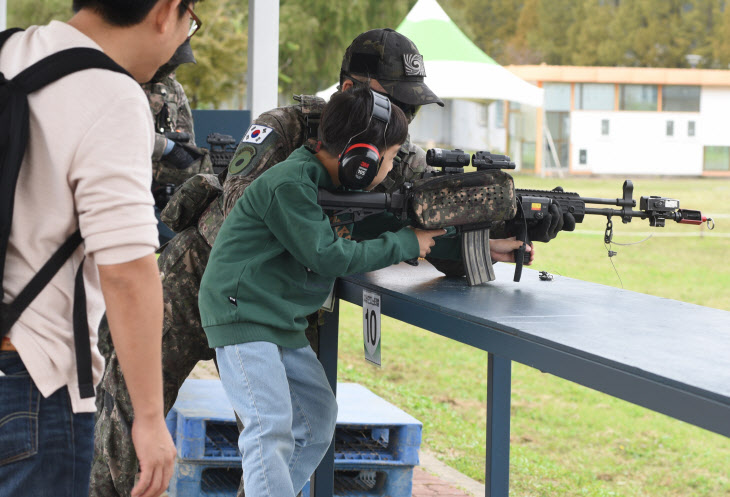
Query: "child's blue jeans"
0 351 94 497
216 341 338 497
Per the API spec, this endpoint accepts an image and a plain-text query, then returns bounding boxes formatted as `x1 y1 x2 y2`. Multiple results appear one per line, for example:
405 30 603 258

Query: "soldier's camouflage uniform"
89 75 213 497
89 88 466 496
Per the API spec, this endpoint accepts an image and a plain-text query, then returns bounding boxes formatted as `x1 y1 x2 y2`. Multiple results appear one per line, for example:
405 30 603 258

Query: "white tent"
317 0 543 108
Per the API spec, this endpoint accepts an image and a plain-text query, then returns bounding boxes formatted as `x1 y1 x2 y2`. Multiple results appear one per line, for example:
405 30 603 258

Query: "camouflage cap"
341 28 444 108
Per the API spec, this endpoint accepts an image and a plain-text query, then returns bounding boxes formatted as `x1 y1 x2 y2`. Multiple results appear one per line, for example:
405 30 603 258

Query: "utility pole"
1 0 7 31
246 0 279 120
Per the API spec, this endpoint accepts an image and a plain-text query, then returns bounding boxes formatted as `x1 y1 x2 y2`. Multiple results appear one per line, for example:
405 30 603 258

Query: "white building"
505 65 730 177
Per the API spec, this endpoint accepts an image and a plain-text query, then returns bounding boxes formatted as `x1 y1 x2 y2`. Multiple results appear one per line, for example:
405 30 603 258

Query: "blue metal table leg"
313 299 340 497
486 353 511 497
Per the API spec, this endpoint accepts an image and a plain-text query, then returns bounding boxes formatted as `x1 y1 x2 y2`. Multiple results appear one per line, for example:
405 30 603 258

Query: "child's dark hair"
72 0 196 27
318 86 408 157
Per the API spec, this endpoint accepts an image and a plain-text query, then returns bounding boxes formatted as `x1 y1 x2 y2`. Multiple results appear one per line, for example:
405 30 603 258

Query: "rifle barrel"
580 197 636 207
584 207 647 219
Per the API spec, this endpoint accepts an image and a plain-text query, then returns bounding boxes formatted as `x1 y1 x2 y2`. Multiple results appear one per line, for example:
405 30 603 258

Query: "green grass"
335 176 730 497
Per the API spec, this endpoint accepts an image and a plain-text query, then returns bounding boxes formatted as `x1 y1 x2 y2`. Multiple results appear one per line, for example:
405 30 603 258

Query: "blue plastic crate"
168 381 422 466
301 465 415 497
165 380 241 462
168 462 241 497
334 383 422 467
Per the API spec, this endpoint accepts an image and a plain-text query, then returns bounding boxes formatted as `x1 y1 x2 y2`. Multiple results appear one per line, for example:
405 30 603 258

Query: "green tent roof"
396 4 498 65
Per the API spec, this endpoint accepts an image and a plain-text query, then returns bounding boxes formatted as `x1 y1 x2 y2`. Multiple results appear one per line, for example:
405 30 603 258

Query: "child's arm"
264 183 421 277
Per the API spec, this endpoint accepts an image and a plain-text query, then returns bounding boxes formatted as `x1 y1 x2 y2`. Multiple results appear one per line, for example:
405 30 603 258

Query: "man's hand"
526 203 576 243
410 228 447 258
489 236 534 265
163 141 196 169
99 254 175 497
131 416 177 497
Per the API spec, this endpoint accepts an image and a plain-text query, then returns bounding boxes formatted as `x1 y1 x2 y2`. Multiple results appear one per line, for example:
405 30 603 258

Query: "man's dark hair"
319 86 408 157
72 0 193 27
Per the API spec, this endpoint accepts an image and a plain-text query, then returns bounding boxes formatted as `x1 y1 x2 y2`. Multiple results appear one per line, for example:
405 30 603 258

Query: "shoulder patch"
241 124 274 144
228 144 257 175
228 125 281 178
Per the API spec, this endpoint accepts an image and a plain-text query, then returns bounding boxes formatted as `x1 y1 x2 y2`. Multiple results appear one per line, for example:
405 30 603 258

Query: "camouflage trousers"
89 225 216 497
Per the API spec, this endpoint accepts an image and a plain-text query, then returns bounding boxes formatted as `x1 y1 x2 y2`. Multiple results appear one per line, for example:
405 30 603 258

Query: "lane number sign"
363 290 381 367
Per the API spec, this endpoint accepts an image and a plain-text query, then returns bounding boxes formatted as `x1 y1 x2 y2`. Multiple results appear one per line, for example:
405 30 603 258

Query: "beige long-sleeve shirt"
1 21 159 412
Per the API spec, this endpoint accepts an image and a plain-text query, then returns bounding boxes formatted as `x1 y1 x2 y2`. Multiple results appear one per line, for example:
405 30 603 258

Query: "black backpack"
0 28 133 399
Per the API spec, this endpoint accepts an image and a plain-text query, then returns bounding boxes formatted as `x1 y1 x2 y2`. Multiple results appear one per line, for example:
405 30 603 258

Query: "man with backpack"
0 1 199 496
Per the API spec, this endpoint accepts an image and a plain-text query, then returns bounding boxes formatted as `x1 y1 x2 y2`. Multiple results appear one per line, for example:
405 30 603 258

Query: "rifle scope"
426 148 470 168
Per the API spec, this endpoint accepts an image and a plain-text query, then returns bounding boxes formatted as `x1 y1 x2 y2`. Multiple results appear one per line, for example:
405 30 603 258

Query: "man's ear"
154 0 183 34
341 79 354 92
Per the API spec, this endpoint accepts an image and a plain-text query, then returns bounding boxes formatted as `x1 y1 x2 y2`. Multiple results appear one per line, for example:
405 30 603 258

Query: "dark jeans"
0 351 95 497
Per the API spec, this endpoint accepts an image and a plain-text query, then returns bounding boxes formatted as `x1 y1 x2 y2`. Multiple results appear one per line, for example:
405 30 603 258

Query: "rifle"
429 148 715 282
318 147 517 285
206 133 237 174
318 148 715 285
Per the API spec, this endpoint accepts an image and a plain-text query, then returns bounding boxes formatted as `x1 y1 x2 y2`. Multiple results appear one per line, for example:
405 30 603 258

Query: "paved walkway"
412 467 474 497
414 451 484 497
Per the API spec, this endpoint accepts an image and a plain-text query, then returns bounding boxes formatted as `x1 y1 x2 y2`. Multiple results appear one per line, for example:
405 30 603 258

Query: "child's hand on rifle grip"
410 228 447 258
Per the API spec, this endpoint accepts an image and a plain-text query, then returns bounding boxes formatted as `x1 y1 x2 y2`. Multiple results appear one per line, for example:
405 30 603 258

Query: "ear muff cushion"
338 144 381 190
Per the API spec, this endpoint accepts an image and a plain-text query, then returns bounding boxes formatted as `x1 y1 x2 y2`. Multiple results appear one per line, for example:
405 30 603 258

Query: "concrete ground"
188 361 485 497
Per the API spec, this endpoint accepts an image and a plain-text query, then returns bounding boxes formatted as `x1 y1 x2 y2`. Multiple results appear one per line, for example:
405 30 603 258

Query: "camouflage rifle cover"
409 170 517 230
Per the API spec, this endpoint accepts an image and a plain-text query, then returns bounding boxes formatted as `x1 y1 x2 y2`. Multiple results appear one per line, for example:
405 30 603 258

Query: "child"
198 86 444 497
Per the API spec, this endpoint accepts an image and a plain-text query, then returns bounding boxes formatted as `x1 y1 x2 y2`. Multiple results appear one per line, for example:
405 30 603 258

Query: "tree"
7 0 71 28
505 0 542 64
568 0 623 66
712 1 730 67
444 0 523 64
176 0 248 109
277 0 417 99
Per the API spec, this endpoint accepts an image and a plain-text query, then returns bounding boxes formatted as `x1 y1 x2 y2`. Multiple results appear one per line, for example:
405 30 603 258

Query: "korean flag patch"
241 124 274 144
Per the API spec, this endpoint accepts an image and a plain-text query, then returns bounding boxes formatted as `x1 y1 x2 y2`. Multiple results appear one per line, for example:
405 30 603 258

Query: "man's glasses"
186 4 202 39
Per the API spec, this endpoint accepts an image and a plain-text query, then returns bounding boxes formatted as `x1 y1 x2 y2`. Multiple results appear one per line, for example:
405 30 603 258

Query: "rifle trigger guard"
604 218 614 244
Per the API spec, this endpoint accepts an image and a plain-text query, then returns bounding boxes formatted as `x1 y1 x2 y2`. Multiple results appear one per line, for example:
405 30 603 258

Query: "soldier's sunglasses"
186 4 202 39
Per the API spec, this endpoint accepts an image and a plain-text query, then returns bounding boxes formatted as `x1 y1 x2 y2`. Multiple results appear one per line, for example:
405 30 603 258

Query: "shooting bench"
312 262 730 497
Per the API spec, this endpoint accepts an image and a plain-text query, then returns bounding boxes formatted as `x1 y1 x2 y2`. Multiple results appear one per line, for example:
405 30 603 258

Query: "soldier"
89 28 550 497
144 39 213 246
95 40 212 369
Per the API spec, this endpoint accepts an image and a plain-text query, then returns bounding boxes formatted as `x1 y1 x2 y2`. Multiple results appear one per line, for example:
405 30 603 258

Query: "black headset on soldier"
337 90 391 190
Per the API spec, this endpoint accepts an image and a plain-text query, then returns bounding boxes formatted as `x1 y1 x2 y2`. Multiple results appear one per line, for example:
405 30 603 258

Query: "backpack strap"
0 41 132 398
1 47 132 283
1 230 82 333
73 256 94 398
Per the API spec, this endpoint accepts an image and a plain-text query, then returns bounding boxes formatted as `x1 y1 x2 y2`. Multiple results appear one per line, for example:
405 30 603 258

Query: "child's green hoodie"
199 146 419 349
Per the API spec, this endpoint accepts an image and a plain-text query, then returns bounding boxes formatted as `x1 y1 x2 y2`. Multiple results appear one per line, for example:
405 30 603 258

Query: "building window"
662 85 700 112
545 111 570 169
579 149 587 165
688 121 696 137
666 120 674 136
576 83 615 110
601 119 610 135
620 84 658 111
494 101 505 129
544 83 571 111
704 146 730 171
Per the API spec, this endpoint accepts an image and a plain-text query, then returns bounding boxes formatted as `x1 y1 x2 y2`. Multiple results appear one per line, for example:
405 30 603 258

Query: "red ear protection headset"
338 90 391 190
